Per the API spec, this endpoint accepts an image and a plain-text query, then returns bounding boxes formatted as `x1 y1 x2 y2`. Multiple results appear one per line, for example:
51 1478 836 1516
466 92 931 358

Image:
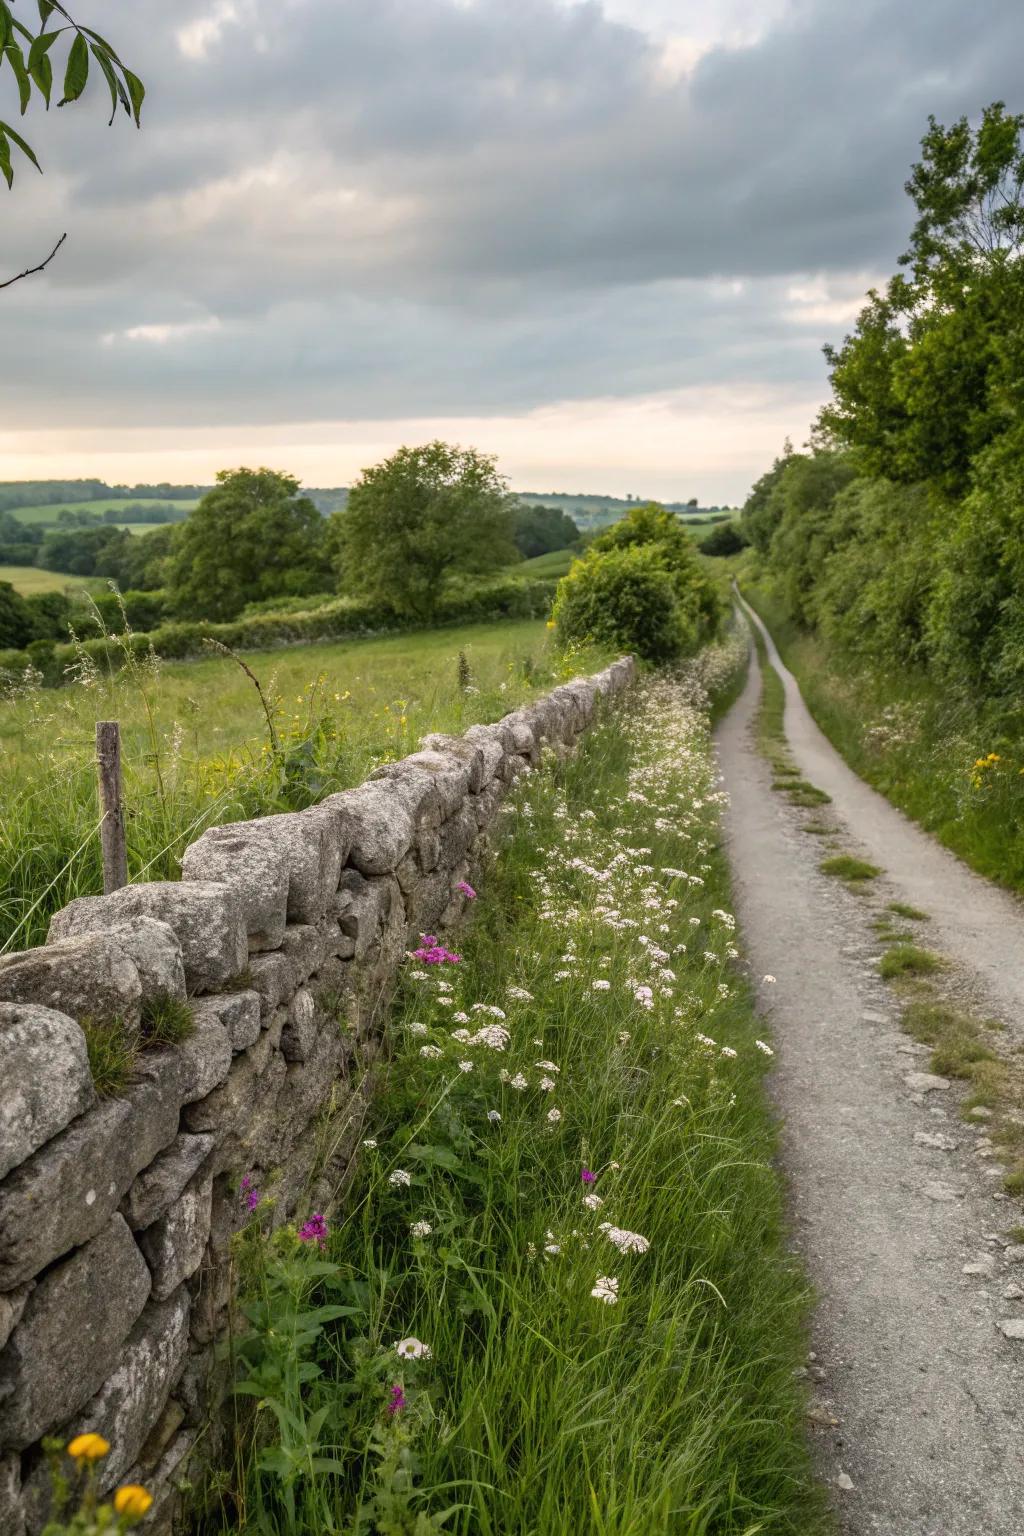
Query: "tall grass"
201 638 826 1536
0 619 606 952
741 584 1024 892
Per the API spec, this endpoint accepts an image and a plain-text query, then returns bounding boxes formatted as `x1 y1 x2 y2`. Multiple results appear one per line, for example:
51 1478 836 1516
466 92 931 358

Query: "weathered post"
96 720 128 893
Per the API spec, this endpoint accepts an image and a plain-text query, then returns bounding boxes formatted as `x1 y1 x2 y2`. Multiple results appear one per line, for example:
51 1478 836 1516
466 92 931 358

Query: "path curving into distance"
715 610 1024 1535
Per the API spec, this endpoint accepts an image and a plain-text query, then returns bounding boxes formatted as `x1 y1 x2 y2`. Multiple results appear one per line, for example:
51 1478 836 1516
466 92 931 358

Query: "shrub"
552 544 689 663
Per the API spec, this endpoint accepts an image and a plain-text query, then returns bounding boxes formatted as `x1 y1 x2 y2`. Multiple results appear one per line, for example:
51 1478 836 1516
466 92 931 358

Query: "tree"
169 469 331 622
511 503 579 559
0 579 34 648
553 545 687 664
2 1 144 287
591 501 721 639
329 442 518 620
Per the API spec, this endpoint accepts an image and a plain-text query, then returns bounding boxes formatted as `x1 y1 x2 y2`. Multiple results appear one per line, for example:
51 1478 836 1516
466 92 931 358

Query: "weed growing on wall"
204 635 825 1536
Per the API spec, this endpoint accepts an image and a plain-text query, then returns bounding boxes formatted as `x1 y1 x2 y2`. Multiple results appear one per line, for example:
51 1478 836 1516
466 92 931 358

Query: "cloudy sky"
1 0 1021 501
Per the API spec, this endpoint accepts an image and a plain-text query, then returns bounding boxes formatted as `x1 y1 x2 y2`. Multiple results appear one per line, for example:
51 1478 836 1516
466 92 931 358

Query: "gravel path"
715 619 1024 1534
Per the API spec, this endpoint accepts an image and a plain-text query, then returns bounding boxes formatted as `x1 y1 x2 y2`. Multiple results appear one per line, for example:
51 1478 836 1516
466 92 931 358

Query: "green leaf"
2 119 41 172
37 1 55 24
28 50 52 106
0 130 13 189
59 29 88 104
6 41 31 113
123 67 144 126
80 26 122 63
90 43 122 123
27 29 59 70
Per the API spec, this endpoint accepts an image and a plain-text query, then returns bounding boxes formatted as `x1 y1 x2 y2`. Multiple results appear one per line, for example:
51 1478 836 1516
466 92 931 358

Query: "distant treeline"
0 480 213 513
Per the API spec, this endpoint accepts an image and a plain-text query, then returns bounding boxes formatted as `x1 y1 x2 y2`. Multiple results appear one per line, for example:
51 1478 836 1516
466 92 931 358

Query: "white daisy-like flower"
487 1109 502 1123
419 1044 443 1059
583 1192 604 1210
509 1072 529 1091
458 1059 474 1073
394 1336 432 1360
546 1107 562 1123
408 1022 429 1037
591 1275 619 1305
410 1221 432 1238
755 1039 775 1056
362 1138 378 1150
388 1169 412 1188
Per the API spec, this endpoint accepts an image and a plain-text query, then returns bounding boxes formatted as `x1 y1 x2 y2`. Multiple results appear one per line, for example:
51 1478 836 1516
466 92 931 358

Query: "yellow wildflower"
67 1433 110 1462
113 1484 153 1518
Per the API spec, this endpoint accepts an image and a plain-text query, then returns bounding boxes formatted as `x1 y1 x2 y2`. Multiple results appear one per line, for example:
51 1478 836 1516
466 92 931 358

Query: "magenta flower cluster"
298 1212 329 1249
240 1173 260 1212
581 1169 596 1185
456 880 477 900
412 934 462 965
386 1384 406 1417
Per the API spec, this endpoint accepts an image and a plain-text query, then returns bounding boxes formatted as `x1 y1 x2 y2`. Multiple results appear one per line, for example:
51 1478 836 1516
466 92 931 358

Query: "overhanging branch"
0 232 68 290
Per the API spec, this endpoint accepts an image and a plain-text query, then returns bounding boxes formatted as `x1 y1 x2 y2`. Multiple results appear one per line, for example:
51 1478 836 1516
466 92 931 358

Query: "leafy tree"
0 579 33 647
511 503 580 559
699 521 748 557
592 502 720 639
329 442 518 621
553 544 687 664
170 469 330 622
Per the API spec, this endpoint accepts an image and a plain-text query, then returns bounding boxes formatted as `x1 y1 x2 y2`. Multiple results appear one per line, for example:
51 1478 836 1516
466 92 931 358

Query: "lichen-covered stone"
438 804 478 867
48 882 247 994
499 709 537 758
420 733 486 793
180 829 289 951
0 1215 150 1449
335 870 393 960
191 990 261 1053
281 987 317 1063
0 933 142 1028
0 1003 95 1181
462 723 507 781
0 1284 30 1355
0 1455 24 1536
121 1133 216 1231
66 1290 190 1490
173 1012 232 1103
371 752 466 819
138 1176 213 1300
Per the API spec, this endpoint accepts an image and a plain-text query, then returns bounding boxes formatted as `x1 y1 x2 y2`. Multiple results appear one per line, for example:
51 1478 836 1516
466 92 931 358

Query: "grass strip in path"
206 640 827 1536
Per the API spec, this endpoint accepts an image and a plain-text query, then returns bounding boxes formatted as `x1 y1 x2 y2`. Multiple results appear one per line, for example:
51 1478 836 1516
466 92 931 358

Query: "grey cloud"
1 0 1022 432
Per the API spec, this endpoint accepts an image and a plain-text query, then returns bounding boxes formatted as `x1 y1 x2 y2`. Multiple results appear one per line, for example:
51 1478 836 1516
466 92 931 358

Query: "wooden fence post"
96 720 128 894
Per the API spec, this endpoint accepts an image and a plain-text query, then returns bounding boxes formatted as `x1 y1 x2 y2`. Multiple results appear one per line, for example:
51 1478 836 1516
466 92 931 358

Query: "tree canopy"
329 441 518 620
170 468 331 622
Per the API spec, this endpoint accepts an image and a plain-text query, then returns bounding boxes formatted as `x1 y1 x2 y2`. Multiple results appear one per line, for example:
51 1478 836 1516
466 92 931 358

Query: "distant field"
0 565 97 596
7 498 198 525
514 548 578 578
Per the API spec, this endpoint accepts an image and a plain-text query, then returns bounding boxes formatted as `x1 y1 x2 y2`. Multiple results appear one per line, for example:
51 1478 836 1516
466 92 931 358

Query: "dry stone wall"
0 657 635 1533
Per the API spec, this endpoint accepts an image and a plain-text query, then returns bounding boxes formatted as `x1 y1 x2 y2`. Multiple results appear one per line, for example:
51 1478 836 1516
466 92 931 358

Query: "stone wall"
0 658 634 1533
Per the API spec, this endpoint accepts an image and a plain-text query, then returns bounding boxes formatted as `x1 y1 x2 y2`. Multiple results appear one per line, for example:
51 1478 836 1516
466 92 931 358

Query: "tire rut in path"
715 630 1024 1535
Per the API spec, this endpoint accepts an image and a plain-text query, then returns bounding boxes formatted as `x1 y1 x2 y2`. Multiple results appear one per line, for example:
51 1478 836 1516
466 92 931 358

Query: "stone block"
420 733 485 793
0 1455 23 1536
280 923 327 982
438 804 478 867
335 870 393 961
499 710 537 758
121 1134 216 1231
0 1215 150 1450
138 1176 213 1300
191 990 261 1053
0 933 142 1028
371 753 465 819
247 950 296 1020
462 723 506 781
48 883 247 995
180 828 288 951
65 1290 190 1491
323 781 415 875
0 1004 95 1181
172 1012 232 1103
0 1283 31 1355
0 1061 183 1289
281 987 317 1063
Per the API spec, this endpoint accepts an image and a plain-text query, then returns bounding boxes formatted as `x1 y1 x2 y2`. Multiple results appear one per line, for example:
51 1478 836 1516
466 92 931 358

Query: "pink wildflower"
387 1384 406 1417
456 880 477 900
298 1212 329 1249
412 934 462 965
240 1174 260 1212
581 1168 597 1185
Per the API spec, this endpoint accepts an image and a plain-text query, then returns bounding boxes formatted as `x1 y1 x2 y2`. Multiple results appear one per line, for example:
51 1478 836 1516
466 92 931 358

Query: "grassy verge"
748 619 831 810
740 584 1024 894
205 642 826 1536
0 621 608 952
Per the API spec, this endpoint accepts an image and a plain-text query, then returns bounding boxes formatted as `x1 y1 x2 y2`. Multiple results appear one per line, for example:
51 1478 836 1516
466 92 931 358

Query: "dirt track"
716 612 1024 1534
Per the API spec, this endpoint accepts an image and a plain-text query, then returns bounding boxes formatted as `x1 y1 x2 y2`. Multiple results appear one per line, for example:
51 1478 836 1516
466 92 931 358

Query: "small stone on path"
904 1071 950 1093
914 1131 957 1151
1002 1283 1024 1300
1005 1245 1024 1265
963 1256 996 1276
862 1009 889 1025
837 1472 855 1492
966 1105 993 1120
922 1182 959 1202
996 1319 1024 1340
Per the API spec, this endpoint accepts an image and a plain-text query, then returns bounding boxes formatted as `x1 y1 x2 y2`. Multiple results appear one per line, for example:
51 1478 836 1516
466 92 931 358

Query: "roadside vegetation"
736 103 1024 892
201 641 826 1536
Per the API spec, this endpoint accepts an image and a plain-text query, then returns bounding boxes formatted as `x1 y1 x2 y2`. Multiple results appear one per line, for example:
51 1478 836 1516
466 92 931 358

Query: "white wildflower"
583 1192 604 1210
487 1109 502 1123
388 1169 412 1188
546 1107 562 1123
538 1076 556 1092
458 1060 474 1073
592 979 611 992
408 1022 428 1037
509 1072 529 1091
394 1337 432 1360
419 1044 443 1059
362 1138 378 1150
590 1275 619 1305
755 1039 775 1056
410 1221 432 1238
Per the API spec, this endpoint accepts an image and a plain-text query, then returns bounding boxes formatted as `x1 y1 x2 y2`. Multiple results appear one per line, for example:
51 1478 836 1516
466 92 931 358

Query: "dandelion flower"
395 1337 432 1360
68 1434 110 1462
113 1486 153 1519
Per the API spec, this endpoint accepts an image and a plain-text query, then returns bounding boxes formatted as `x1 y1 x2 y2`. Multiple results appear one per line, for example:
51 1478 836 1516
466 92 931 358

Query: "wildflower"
546 1107 562 1123
68 1433 110 1462
617 1031 631 1046
538 1075 556 1092
298 1212 328 1249
362 1138 378 1150
487 1109 502 1123
599 1223 650 1255
419 1044 443 1059
544 1231 561 1255
634 986 653 1008
408 1022 429 1037
410 1221 433 1238
591 1275 619 1305
581 1168 597 1184
389 1169 412 1188
755 1039 775 1056
452 1011 469 1024
508 1072 529 1090
583 1192 604 1210
471 1003 507 1018
535 1060 560 1072
240 1173 260 1212
592 979 611 992
387 1384 407 1417
412 935 462 965
458 1060 474 1073
395 1337 432 1360
507 985 534 1001
113 1486 153 1519
762 974 777 985
720 1045 737 1059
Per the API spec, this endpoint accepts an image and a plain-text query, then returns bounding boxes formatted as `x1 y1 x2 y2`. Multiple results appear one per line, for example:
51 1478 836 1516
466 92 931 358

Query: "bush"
553 545 688 663
699 521 748 557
